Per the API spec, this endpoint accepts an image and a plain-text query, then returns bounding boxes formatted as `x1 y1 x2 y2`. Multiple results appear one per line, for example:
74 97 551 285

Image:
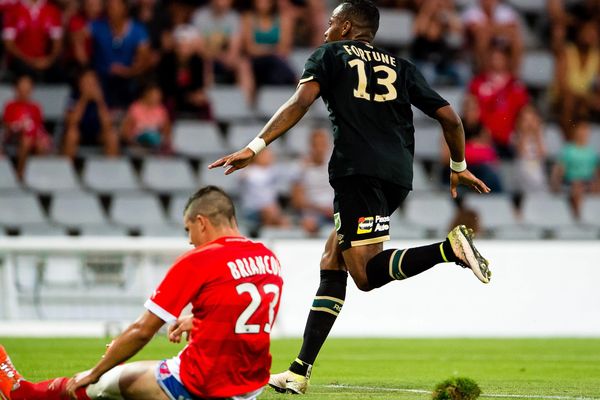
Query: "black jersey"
300 40 448 189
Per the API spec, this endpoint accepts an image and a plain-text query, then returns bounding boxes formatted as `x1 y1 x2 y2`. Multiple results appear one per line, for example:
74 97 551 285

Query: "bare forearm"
89 324 152 379
257 94 311 144
436 105 465 161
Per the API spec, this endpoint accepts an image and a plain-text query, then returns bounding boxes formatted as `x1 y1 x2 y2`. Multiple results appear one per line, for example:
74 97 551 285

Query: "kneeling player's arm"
87 311 165 381
257 81 320 145
435 105 465 164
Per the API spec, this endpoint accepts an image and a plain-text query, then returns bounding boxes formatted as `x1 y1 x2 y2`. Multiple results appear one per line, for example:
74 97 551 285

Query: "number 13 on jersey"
348 59 398 102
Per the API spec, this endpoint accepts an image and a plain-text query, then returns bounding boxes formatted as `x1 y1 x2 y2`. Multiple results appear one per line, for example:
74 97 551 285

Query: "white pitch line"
321 384 599 400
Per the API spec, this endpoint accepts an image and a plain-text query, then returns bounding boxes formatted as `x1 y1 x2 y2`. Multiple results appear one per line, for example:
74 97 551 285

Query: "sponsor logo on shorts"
357 217 374 234
374 215 390 233
334 213 341 231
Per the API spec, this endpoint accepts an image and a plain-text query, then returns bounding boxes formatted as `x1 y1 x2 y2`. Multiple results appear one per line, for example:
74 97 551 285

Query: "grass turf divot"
432 377 481 400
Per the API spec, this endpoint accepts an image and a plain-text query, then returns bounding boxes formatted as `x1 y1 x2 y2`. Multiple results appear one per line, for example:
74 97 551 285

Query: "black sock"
366 239 457 289
289 270 348 376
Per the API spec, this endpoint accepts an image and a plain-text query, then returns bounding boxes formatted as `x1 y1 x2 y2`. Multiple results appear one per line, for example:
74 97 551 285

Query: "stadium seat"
79 224 129 237
283 124 315 156
32 85 70 121
521 194 576 228
307 99 330 120
208 85 254 121
404 194 456 230
256 86 295 119
0 85 13 112
493 225 544 240
20 223 67 236
24 156 80 193
141 157 196 194
140 224 186 237
0 158 20 192
390 214 429 239
464 194 518 230
412 162 434 192
172 120 227 158
520 51 555 88
507 0 547 14
498 161 518 193
83 157 141 193
551 225 598 240
289 48 314 76
198 161 241 197
50 191 106 229
259 226 307 240
110 192 167 229
373 9 413 48
589 124 600 150
228 123 286 155
436 87 464 110
544 123 564 159
0 192 47 228
414 123 442 160
581 196 600 227
168 194 189 224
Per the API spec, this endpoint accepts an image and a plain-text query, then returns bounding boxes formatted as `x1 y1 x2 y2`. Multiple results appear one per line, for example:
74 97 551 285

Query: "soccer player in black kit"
210 0 492 394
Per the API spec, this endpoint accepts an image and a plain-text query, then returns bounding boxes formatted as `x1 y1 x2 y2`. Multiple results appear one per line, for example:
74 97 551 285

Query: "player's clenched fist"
168 314 194 343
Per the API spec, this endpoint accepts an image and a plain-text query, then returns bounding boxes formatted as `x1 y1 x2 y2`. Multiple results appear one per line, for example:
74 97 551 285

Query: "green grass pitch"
1 337 599 399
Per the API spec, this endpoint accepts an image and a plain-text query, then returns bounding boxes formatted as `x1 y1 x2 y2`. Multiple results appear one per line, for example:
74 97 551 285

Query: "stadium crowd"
0 0 599 238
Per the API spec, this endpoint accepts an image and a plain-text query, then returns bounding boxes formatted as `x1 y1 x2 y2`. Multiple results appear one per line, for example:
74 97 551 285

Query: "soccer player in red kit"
0 186 283 400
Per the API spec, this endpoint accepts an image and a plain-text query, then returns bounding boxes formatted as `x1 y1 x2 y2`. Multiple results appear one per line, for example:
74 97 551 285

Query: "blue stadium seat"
141 157 196 194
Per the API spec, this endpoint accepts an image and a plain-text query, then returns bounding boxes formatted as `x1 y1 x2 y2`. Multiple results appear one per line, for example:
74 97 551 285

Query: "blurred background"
0 0 599 336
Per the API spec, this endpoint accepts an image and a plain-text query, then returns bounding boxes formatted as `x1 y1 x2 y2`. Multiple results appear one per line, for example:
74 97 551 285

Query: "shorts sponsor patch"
374 215 390 232
357 216 374 234
334 213 341 231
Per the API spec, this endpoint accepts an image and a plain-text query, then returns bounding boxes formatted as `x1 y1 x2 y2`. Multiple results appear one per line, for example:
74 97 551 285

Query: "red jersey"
145 236 283 398
2 0 62 58
468 73 529 146
2 100 46 139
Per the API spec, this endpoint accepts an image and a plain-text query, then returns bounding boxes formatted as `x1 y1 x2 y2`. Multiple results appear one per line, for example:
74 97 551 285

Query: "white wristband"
450 158 467 173
247 137 266 155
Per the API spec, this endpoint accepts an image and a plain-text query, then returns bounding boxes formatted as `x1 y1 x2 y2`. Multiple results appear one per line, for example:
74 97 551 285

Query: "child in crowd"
514 105 548 193
121 83 171 153
2 75 52 178
551 121 600 218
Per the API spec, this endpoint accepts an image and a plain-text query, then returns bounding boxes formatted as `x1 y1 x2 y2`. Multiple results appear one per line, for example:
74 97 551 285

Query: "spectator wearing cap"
158 25 210 119
2 0 64 82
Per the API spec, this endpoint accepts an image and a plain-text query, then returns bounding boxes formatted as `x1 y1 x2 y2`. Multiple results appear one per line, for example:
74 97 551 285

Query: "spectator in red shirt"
468 44 529 158
2 0 64 82
2 75 52 178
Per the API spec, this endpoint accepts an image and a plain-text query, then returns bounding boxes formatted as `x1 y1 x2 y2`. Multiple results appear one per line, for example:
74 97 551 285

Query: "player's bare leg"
269 228 347 394
270 226 490 394
0 346 169 400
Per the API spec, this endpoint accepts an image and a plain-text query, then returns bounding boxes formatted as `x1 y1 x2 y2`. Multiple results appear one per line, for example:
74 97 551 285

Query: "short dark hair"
339 0 379 36
184 186 237 227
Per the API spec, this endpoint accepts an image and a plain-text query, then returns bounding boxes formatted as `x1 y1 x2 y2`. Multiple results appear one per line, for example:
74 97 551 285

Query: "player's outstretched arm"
66 310 165 398
434 105 491 198
209 81 321 175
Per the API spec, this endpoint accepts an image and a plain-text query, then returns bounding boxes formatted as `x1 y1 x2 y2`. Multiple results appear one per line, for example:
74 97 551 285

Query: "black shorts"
332 175 409 251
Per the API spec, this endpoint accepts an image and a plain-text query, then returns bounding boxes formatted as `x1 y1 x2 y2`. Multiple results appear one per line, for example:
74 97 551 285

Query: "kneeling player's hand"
450 169 491 198
66 370 99 399
209 148 256 175
168 315 194 343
